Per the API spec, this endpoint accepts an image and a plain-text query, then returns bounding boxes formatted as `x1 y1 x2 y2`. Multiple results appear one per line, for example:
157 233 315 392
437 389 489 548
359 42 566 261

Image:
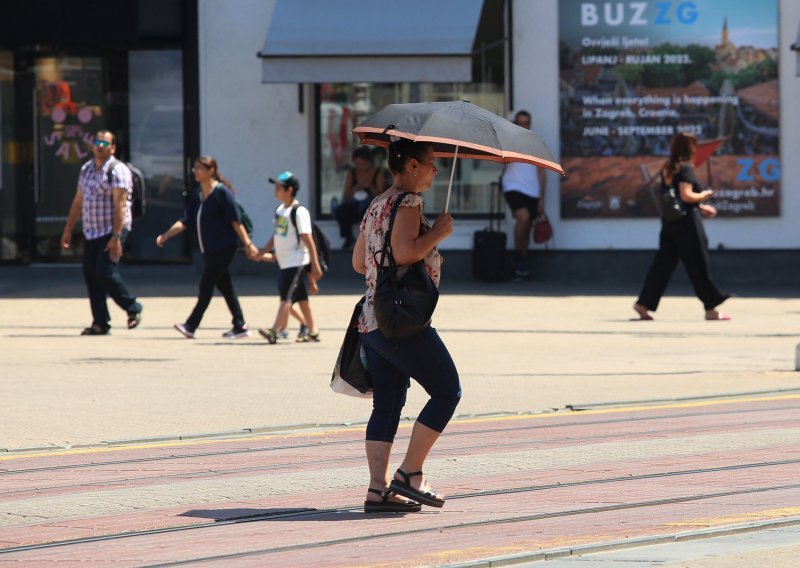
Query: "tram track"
3 416 798 499
3 472 800 561
3 402 796 479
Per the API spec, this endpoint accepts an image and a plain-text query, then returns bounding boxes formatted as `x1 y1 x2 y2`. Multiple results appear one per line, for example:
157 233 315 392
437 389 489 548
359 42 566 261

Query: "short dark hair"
96 130 116 145
351 145 373 163
513 110 531 123
387 139 433 174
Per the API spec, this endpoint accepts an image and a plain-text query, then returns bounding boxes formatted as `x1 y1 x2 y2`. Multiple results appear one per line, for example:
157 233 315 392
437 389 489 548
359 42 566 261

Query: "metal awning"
258 0 484 83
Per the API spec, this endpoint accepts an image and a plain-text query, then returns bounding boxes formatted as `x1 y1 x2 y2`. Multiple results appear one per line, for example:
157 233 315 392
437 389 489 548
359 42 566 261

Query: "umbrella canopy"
353 101 564 175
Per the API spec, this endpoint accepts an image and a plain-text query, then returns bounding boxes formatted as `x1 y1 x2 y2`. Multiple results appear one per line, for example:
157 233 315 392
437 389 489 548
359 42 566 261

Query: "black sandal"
363 488 421 513
389 469 445 508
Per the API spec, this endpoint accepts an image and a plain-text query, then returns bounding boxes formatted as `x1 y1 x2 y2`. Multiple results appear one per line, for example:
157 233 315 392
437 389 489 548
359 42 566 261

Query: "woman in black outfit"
634 132 731 321
157 156 259 338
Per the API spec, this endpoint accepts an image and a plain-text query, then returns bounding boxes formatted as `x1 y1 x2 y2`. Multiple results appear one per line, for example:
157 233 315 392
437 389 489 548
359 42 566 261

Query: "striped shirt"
78 157 133 240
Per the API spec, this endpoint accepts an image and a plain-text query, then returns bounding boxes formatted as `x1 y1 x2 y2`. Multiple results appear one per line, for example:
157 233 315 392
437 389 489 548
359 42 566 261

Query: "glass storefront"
128 50 187 261
0 0 196 264
33 56 105 261
316 0 506 223
318 83 506 220
0 51 16 260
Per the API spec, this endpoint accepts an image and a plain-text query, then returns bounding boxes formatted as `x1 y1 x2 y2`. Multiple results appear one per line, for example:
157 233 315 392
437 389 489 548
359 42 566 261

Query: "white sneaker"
222 326 250 339
174 323 195 339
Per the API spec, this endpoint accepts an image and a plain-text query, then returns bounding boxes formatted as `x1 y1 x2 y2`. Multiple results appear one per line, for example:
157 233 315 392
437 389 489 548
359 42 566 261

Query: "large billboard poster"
559 1 780 218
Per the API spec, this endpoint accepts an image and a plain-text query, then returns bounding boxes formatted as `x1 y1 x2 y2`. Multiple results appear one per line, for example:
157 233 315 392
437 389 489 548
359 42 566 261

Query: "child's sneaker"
296 331 320 343
258 327 278 344
222 325 250 339
296 324 309 340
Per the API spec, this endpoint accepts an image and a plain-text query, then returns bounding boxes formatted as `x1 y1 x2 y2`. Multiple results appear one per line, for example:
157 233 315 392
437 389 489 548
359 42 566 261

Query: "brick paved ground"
1 266 799 565
1 396 799 566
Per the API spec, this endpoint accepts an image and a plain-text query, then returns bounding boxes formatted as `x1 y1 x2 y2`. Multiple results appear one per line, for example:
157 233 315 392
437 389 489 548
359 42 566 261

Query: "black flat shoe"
389 469 445 508
363 488 421 513
81 325 109 336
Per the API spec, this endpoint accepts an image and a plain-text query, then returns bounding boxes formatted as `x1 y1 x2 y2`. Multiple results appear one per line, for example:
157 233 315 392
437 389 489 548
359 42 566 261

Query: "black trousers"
82 231 142 329
335 198 371 239
637 211 729 312
185 246 245 330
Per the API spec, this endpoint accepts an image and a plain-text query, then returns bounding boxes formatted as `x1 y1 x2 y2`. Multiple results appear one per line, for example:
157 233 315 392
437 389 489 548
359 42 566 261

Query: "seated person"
335 146 386 249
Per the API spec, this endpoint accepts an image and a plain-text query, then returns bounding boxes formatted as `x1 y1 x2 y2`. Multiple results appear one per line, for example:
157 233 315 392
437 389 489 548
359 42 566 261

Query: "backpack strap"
288 203 302 248
105 156 121 185
377 192 412 270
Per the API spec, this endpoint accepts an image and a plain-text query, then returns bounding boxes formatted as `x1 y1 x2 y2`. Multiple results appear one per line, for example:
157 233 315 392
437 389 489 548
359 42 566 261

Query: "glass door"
32 56 105 261
0 51 19 261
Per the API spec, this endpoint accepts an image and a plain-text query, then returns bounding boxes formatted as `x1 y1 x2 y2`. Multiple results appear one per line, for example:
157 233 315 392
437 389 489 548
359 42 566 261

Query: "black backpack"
286 204 331 273
107 158 146 221
214 187 254 238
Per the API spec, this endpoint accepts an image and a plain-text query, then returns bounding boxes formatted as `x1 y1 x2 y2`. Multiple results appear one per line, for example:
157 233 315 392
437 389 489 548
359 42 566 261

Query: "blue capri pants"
360 326 462 443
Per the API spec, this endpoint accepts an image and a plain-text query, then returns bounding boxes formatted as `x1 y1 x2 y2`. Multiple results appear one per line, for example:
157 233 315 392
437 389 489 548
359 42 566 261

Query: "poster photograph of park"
558 0 780 218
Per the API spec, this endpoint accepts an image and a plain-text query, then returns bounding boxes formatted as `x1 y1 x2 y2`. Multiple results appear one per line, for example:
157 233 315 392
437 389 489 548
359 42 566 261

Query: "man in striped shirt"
61 130 143 335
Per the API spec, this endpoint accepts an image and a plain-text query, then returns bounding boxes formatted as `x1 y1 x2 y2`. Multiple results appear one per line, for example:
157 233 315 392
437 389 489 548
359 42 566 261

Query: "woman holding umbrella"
352 138 460 512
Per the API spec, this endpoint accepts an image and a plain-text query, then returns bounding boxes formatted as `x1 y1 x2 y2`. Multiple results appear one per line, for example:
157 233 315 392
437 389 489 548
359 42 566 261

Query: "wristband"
111 233 123 240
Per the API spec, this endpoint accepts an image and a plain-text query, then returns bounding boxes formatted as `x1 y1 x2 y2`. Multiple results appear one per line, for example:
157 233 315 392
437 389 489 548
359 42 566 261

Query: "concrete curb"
453 516 800 567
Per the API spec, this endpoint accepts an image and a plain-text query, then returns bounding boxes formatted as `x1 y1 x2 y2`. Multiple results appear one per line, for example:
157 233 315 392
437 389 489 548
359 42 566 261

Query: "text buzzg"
581 2 699 27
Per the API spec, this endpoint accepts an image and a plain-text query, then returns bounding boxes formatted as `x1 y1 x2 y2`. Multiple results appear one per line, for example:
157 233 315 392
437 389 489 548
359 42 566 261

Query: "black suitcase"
472 182 510 281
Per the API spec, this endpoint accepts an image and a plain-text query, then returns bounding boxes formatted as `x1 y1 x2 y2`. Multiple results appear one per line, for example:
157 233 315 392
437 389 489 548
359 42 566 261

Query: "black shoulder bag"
659 171 687 223
373 192 440 339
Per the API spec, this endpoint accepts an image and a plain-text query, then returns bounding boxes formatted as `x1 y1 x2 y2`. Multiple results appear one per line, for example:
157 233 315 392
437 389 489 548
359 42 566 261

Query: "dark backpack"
107 158 145 221
214 187 254 238
287 204 331 273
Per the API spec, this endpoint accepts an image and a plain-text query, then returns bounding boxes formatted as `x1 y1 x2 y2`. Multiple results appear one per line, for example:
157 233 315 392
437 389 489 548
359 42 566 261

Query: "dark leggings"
185 246 245 330
360 326 461 443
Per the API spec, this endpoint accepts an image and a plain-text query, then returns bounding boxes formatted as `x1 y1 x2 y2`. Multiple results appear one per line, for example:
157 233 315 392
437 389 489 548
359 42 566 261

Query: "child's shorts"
277 265 310 302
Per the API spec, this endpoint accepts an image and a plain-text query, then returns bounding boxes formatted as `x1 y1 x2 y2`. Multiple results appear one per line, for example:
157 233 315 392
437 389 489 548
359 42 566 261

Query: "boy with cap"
256 171 324 343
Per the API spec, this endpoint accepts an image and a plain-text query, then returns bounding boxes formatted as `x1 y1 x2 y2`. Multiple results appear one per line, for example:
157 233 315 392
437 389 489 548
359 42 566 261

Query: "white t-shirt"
501 162 541 199
274 202 312 268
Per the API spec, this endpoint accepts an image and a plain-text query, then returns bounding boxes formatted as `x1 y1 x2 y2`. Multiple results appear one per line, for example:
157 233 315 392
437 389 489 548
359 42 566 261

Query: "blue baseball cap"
269 171 300 191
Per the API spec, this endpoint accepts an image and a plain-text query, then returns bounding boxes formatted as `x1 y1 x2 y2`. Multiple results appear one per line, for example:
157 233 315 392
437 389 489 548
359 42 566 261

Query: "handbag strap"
377 191 412 270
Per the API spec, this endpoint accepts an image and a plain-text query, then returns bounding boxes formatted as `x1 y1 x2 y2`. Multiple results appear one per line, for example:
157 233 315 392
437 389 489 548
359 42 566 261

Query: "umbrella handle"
444 145 459 214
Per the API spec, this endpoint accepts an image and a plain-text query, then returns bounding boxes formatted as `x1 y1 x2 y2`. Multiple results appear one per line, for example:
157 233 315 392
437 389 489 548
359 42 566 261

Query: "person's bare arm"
390 205 453 266
537 168 546 214
61 190 83 250
678 182 713 204
231 221 259 259
343 170 354 199
104 188 128 262
156 220 187 247
300 233 323 280
352 232 367 274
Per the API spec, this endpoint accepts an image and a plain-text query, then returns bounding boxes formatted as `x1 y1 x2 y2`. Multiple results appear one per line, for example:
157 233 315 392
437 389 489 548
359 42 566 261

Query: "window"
316 0 506 219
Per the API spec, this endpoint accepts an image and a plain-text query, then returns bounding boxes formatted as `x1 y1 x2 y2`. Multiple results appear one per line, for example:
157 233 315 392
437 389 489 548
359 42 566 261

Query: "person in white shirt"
501 110 547 278
255 172 324 344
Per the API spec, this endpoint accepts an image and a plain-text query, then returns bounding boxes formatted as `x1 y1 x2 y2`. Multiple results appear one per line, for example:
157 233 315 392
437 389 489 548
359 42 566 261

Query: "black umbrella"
353 101 564 211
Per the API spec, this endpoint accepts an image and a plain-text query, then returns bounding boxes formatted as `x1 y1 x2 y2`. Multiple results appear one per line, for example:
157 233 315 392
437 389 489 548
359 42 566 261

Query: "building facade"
2 0 799 267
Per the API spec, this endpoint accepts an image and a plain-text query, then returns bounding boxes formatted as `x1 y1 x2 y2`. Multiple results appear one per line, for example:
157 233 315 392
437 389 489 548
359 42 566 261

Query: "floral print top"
358 190 443 333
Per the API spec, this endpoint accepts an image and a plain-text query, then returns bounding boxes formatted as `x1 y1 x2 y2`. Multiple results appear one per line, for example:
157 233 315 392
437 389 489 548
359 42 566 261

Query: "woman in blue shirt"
157 156 259 338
